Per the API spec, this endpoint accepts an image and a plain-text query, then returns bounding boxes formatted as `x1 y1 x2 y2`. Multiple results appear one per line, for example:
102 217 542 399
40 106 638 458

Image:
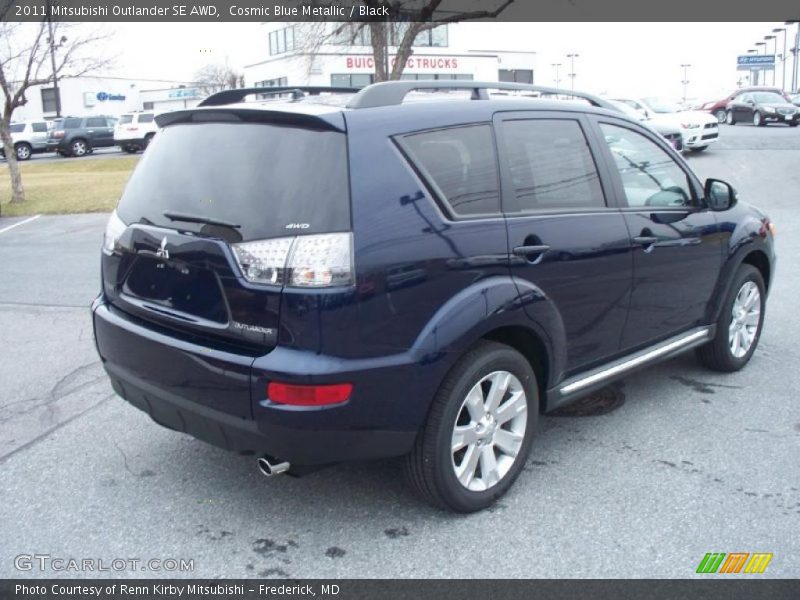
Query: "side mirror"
705 178 737 211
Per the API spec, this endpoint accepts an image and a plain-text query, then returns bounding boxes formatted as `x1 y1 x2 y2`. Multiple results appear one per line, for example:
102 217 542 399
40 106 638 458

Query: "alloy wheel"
16 145 31 160
72 140 87 156
729 281 761 359
451 370 527 492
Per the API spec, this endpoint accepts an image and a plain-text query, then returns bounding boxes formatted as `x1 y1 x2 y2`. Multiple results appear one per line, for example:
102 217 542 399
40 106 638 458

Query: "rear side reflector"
267 382 353 406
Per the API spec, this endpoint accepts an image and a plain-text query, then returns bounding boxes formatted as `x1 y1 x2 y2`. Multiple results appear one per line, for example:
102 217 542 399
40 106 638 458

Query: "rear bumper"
92 298 425 465
115 137 147 147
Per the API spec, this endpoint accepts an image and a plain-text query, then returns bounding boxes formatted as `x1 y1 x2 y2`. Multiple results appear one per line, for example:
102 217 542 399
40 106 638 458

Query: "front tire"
404 341 538 512
715 109 727 123
697 265 765 372
726 110 736 125
753 112 765 127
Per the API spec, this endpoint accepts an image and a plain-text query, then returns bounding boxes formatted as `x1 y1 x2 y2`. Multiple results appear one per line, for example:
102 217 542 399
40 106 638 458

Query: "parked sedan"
705 86 791 123
725 91 799 127
606 99 684 151
612 97 719 152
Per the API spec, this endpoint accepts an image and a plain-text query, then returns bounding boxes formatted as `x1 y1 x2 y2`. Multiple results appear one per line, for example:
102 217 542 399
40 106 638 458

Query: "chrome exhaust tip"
257 456 290 477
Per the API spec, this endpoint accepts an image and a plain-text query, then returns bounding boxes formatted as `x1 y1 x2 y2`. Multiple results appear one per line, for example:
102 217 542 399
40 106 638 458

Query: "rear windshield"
118 115 133 125
116 122 350 241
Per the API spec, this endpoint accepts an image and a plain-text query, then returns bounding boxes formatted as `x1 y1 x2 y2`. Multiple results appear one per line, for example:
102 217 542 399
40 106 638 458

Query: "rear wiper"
162 211 241 229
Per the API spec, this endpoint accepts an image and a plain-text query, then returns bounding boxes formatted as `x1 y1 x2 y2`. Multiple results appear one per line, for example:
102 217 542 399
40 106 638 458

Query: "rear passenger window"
500 119 605 211
402 124 499 216
32 122 48 133
86 117 106 127
62 118 81 129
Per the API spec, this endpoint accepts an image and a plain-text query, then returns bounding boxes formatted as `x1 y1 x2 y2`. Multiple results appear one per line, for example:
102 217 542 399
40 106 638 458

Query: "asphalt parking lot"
0 123 798 579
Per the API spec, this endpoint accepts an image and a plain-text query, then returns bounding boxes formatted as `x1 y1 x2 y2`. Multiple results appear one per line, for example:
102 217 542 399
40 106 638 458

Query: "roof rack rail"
345 80 615 111
198 86 361 107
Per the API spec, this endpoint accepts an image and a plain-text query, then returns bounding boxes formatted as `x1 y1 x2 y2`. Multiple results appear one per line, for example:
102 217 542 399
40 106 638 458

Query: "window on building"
399 73 474 81
330 74 374 88
142 102 154 110
499 69 534 84
269 26 296 56
256 77 288 87
401 124 500 217
41 87 59 113
500 119 606 211
329 24 448 48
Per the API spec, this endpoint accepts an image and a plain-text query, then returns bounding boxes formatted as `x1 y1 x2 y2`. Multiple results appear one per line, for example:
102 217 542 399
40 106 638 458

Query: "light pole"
566 53 579 91
765 35 777 85
788 21 800 92
551 63 562 88
680 63 691 104
773 27 787 90
756 42 767 85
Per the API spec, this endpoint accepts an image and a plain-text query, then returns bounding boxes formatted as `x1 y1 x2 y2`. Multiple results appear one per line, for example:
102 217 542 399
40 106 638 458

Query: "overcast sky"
105 22 797 101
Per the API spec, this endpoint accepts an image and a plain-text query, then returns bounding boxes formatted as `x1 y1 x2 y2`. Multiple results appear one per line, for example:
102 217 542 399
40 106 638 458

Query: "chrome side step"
548 326 713 410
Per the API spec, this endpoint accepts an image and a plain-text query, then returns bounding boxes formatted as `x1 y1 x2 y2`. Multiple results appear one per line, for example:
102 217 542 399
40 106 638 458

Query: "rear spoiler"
154 107 346 132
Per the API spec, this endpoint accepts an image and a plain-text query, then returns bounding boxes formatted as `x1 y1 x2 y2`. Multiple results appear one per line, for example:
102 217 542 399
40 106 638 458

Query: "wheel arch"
482 325 550 412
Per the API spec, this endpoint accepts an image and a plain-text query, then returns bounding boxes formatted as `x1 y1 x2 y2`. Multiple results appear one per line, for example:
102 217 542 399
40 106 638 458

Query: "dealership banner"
3 580 800 599
4 0 800 22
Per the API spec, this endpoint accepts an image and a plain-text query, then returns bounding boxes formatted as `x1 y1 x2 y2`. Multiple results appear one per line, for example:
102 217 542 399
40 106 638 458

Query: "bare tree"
194 64 245 95
293 0 514 83
0 21 111 208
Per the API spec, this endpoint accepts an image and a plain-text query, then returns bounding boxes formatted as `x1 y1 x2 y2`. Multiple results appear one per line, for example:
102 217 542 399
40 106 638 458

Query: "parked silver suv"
0 120 51 161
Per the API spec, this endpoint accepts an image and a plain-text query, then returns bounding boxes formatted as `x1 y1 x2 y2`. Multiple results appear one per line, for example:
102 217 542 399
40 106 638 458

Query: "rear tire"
143 133 155 150
697 265 765 372
70 138 89 157
15 143 32 161
404 341 539 513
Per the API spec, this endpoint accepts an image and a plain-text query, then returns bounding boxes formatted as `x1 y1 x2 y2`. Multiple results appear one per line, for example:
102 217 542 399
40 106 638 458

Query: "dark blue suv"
93 81 775 512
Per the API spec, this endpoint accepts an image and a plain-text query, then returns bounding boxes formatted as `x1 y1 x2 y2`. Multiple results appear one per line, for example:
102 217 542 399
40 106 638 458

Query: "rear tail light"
52 130 65 138
267 382 352 406
126 127 139 132
102 210 127 253
232 232 353 288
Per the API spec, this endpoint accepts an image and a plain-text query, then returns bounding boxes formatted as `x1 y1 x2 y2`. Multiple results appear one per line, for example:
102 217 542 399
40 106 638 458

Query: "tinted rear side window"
500 119 605 211
32 122 48 132
118 115 133 125
86 117 107 127
63 118 82 129
9 124 25 133
137 113 155 123
116 122 350 241
401 124 499 217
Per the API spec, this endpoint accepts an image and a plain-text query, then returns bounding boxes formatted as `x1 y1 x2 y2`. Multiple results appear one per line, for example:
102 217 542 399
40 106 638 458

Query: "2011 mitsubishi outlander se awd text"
92 81 775 513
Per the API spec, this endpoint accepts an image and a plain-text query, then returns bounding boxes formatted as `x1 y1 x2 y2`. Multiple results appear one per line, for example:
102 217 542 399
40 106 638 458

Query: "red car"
704 87 792 123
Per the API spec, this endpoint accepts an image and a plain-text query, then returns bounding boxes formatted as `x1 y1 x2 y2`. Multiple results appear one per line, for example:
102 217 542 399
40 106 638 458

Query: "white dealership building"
7 76 203 123
244 23 537 90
